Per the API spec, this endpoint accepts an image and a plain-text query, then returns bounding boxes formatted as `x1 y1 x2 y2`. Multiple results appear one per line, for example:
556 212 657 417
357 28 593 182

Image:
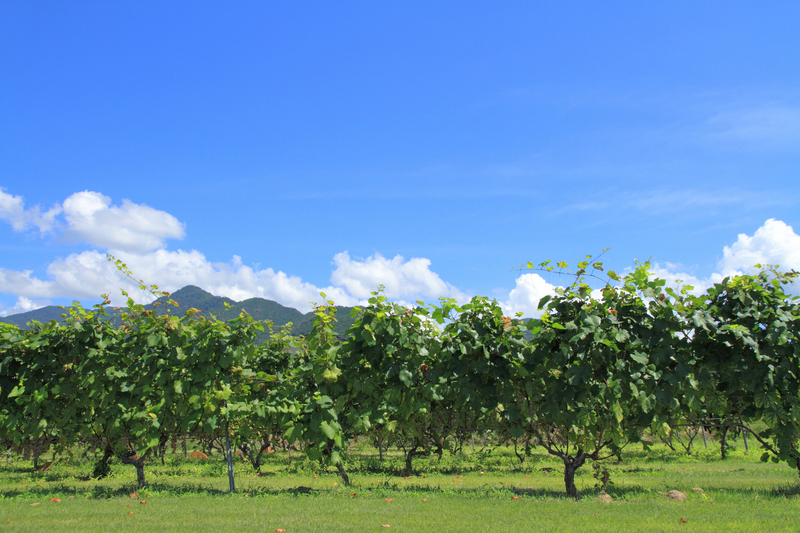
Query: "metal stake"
224 401 236 493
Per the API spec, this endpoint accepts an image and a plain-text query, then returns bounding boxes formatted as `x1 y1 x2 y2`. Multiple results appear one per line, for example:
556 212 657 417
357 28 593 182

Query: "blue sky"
1 2 799 316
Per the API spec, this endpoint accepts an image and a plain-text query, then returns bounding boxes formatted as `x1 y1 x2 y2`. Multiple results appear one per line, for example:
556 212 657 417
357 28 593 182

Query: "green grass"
1 441 799 532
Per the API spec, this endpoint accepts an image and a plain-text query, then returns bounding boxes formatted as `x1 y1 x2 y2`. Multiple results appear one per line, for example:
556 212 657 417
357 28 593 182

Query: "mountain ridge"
0 285 357 339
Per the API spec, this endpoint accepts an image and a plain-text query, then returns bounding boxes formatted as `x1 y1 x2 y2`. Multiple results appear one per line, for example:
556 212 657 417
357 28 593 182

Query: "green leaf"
399 369 413 387
322 366 342 382
319 420 336 440
612 403 623 424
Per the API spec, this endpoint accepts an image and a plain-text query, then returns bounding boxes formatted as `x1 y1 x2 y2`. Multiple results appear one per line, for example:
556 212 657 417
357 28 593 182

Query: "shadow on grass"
3 481 799 501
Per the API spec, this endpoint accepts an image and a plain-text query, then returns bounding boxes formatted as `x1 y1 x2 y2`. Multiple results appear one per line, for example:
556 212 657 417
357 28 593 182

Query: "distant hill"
0 306 70 328
0 285 358 340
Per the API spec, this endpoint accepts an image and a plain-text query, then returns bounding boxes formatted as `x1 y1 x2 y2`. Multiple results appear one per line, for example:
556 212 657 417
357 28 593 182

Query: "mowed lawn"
1 443 799 532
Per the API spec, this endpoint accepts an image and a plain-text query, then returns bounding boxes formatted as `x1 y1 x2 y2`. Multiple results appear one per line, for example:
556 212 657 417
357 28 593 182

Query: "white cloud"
330 252 470 303
3 188 798 318
0 296 51 317
0 188 61 233
0 189 184 252
61 191 185 252
645 219 800 297
501 273 557 317
0 249 361 313
718 219 800 276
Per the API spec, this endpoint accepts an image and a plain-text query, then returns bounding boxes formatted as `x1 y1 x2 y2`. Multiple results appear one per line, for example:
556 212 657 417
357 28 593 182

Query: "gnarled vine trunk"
562 454 589 498
120 453 146 488
92 445 114 479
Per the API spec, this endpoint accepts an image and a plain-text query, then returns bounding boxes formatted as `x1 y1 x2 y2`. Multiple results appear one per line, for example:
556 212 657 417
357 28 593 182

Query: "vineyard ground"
0 440 798 532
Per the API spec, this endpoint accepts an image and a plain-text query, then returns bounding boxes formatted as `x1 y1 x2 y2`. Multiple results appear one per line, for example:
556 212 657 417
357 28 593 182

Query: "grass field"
1 438 799 532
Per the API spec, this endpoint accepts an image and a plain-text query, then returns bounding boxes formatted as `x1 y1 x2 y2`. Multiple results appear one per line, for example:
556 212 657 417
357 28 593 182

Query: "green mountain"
0 285 358 340
0 306 71 328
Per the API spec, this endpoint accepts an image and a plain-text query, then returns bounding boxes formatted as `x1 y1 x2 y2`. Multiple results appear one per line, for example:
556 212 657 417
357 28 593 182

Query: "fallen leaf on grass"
422 475 427 478
381 525 391 528
140 501 147 504
30 503 40 507
127 504 131 507
49 498 60 502
351 493 357 496
422 499 428 502
512 496 519 500
385 498 394 502
404 476 411 479
129 511 134 515
313 474 318 478
680 518 687 523
525 475 531 478
333 482 338 487
276 529 287 532
594 514 599 517
130 493 138 499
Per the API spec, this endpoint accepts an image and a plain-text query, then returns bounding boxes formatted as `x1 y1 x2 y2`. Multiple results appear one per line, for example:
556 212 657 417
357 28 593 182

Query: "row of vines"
1 257 799 497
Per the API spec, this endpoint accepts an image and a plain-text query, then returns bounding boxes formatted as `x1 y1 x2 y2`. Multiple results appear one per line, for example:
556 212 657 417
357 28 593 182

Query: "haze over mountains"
0 285 357 339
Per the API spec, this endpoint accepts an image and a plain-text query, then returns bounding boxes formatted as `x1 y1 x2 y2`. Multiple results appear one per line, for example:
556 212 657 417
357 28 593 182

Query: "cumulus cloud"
0 296 51 317
646 219 800 296
0 189 185 252
0 188 61 233
61 191 185 252
0 249 361 313
2 188 798 317
501 273 557 317
646 263 713 297
330 252 470 303
718 219 800 276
